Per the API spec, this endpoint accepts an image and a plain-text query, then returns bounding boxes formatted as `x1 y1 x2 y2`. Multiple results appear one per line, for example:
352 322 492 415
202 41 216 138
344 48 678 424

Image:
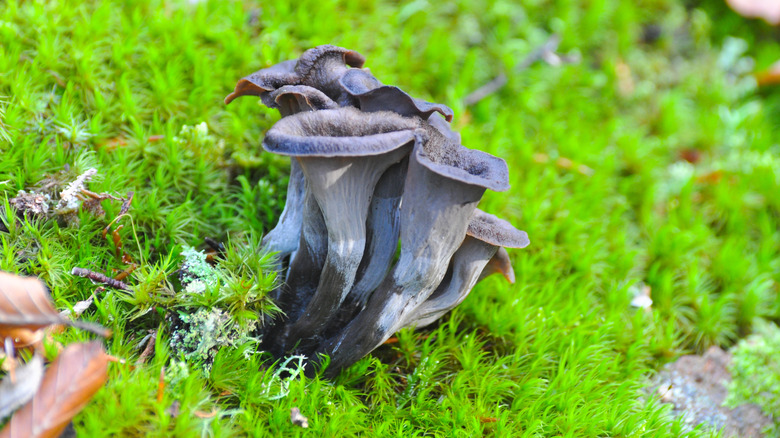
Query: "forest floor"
1 0 779 436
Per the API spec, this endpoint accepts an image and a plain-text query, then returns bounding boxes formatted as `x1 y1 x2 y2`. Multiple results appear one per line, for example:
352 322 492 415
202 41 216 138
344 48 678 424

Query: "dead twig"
119 191 134 216
463 34 562 106
71 267 130 291
136 330 157 364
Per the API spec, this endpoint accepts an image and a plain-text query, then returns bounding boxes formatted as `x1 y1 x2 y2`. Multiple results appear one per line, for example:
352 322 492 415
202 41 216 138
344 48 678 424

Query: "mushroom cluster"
226 45 530 377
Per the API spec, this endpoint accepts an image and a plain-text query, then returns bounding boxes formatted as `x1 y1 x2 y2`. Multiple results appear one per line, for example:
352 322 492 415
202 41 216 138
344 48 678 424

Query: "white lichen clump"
55 167 97 213
169 307 257 373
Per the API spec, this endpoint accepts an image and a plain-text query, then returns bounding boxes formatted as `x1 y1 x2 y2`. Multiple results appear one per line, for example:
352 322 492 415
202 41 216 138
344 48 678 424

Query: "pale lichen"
168 307 258 373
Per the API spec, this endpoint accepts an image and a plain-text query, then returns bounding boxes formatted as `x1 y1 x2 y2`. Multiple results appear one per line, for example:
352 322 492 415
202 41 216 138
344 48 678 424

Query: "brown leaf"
0 341 109 438
755 60 780 86
0 272 109 338
726 0 780 24
0 272 67 333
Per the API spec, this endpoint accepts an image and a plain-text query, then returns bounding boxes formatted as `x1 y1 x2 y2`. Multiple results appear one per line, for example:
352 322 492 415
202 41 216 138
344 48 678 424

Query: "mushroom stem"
273 183 329 323
278 145 411 349
401 236 498 329
317 134 508 375
262 160 305 270
347 159 407 306
404 209 529 329
261 108 419 353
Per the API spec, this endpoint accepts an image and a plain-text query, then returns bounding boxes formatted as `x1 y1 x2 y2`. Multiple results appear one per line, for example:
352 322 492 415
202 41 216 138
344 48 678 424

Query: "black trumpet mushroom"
262 108 418 351
226 45 530 376
400 209 530 330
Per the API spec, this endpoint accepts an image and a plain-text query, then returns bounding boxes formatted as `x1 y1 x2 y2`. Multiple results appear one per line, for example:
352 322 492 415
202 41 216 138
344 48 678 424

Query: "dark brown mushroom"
262 107 419 351
401 210 529 329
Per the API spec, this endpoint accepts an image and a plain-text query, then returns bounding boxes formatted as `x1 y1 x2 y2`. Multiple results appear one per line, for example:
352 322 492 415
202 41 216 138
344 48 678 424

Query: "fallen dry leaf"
755 60 780 86
0 271 109 338
726 0 780 24
0 272 66 333
0 341 109 438
0 355 44 421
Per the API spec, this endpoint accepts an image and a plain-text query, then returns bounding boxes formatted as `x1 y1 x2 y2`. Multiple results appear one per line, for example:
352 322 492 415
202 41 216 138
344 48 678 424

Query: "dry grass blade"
0 341 109 438
0 355 44 421
0 272 66 332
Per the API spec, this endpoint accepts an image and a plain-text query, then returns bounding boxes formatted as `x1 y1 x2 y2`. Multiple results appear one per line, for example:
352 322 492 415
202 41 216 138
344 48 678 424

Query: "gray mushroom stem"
273 183 329 323
260 87 338 282
347 159 407 306
402 236 498 329
262 160 305 271
401 210 530 329
262 108 419 351
318 130 510 376
280 147 410 345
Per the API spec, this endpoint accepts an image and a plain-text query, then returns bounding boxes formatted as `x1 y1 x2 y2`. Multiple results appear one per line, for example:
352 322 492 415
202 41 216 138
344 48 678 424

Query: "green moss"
727 320 780 437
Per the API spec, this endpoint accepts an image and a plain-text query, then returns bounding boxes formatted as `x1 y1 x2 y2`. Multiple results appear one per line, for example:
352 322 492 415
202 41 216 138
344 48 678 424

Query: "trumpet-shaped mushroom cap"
415 127 510 192
339 69 454 122
224 60 298 105
338 68 382 94
295 45 366 102
466 209 530 249
479 247 515 283
466 210 528 284
262 85 339 115
263 107 419 157
224 45 365 105
400 211 527 330
295 45 365 78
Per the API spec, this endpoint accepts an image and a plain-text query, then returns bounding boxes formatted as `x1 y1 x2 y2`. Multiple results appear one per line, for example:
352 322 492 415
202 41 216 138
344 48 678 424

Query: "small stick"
119 192 134 216
114 263 138 282
464 34 561 106
136 330 157 364
71 267 130 291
